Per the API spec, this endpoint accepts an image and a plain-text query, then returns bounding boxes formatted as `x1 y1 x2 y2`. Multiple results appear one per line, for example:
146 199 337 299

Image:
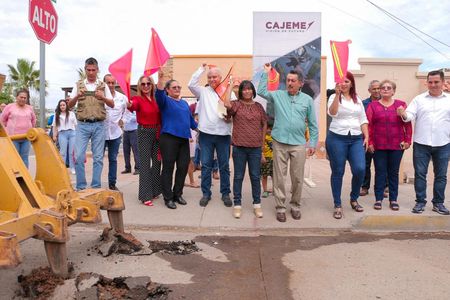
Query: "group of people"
1 56 449 223
326 70 449 219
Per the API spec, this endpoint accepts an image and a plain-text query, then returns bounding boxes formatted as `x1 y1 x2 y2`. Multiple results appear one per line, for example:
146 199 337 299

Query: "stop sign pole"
28 0 58 128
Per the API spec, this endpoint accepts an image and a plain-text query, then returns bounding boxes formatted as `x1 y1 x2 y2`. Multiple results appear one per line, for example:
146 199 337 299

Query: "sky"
1 0 449 109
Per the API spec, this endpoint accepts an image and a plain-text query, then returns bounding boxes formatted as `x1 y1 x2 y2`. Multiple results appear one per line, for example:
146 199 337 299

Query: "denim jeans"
362 151 373 190
123 129 140 171
325 131 365 207
413 142 450 204
193 144 218 171
58 129 75 169
198 131 231 198
232 146 262 206
104 136 121 186
75 121 105 190
373 150 403 201
13 139 31 168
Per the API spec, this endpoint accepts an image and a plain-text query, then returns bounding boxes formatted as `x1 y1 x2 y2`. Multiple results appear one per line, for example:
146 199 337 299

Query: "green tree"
7 58 47 93
0 83 14 104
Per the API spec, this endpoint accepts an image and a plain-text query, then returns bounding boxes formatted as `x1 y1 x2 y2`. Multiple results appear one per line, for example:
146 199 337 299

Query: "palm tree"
7 58 47 92
77 67 86 80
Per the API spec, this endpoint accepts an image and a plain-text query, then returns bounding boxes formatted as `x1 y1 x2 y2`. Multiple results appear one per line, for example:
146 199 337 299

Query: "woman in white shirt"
326 72 368 219
52 99 77 174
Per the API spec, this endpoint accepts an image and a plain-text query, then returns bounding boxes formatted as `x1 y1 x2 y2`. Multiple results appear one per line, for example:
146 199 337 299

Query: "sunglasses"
141 82 152 87
170 86 182 90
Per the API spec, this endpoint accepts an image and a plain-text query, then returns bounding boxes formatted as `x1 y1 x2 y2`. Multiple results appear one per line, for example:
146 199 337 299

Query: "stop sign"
29 0 58 44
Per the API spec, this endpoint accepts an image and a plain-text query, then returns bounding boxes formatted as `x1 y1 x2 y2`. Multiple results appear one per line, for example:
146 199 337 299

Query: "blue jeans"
232 146 262 206
58 129 75 169
413 142 450 204
105 137 121 186
13 139 31 168
193 144 218 171
373 150 403 201
123 129 140 171
198 131 231 198
75 121 105 190
325 131 365 207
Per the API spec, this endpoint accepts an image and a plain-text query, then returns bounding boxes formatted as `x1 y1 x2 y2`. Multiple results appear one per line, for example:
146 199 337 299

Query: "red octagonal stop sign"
29 0 58 44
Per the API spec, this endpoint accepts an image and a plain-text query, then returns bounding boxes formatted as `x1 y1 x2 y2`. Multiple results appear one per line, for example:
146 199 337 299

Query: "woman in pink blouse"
1 88 36 167
366 80 412 210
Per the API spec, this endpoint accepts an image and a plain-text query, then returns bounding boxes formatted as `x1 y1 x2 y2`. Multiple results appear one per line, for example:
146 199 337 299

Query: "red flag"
108 49 133 100
267 67 280 91
330 40 351 83
144 28 170 76
214 64 234 102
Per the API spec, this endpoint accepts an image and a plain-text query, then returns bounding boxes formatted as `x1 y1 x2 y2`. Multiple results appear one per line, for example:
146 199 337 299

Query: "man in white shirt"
104 74 127 191
68 57 114 191
397 70 450 215
188 64 232 207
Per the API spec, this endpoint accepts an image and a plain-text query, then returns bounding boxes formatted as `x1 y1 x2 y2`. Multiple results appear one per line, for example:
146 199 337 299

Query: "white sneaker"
253 204 263 218
233 206 242 219
70 168 76 174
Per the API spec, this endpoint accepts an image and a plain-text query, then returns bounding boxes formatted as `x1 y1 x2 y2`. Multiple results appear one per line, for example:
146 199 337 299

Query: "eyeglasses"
106 81 115 85
170 86 182 90
381 86 392 90
141 82 152 87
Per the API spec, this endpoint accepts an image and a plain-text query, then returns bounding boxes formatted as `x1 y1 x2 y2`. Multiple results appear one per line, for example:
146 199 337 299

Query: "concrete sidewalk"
29 153 450 232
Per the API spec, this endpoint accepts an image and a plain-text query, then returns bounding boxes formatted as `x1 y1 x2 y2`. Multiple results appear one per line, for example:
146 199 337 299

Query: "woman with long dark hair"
52 99 77 174
127 75 162 206
326 72 368 219
155 70 197 209
223 80 267 219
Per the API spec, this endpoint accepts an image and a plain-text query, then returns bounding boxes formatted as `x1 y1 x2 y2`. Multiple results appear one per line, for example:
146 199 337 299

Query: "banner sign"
253 12 322 124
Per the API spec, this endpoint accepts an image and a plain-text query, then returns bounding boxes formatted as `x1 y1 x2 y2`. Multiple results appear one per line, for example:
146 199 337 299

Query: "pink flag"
108 49 133 100
144 28 170 76
330 40 351 83
214 65 234 102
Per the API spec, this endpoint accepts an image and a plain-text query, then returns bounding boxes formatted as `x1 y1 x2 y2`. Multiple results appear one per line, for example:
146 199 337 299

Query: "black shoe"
412 202 426 214
174 196 187 205
121 169 131 174
133 170 140 175
199 196 211 207
432 203 450 215
165 200 177 209
221 194 232 207
109 185 119 191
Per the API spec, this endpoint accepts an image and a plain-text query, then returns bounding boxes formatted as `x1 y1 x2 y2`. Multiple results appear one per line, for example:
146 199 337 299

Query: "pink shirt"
1 103 36 135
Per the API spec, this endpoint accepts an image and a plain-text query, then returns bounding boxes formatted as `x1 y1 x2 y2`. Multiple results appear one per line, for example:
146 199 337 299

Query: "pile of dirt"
94 228 144 257
17 269 170 300
17 266 65 300
93 228 200 257
147 240 200 255
75 273 171 300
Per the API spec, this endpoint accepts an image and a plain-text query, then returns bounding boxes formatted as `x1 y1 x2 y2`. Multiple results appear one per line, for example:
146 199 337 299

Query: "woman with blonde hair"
366 79 412 210
128 76 162 206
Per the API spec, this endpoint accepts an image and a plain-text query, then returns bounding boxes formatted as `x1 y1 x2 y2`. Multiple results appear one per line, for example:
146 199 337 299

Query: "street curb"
355 215 450 232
